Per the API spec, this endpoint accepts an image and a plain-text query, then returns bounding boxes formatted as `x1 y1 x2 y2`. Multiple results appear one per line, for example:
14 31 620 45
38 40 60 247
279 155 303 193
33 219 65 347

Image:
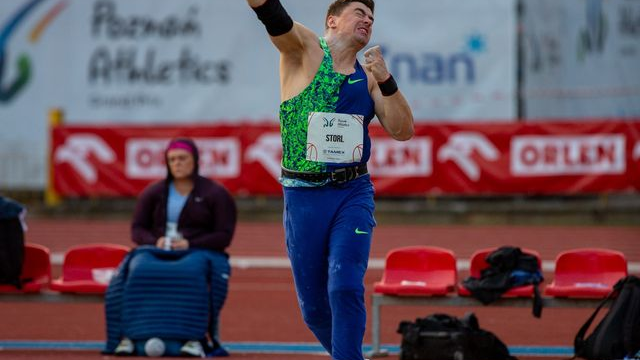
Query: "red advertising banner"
51 121 640 197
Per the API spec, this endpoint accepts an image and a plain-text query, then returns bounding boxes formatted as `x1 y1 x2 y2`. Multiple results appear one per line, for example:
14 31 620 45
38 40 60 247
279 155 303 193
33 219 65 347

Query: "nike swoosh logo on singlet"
347 78 365 85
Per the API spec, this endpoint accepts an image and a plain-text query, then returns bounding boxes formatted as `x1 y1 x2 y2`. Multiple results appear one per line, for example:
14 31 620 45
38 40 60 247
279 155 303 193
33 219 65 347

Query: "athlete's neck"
323 35 361 75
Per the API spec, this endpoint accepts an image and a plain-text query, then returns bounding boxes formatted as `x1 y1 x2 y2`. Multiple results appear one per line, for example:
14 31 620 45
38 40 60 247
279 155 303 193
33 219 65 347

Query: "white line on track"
50 252 640 273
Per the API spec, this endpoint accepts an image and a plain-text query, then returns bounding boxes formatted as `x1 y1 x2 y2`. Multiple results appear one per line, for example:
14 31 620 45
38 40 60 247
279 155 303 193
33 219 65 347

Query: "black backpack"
0 197 26 289
574 275 640 360
397 312 517 360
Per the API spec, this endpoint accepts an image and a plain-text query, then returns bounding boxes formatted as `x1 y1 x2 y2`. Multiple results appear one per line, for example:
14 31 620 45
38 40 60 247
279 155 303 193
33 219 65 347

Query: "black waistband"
281 163 368 184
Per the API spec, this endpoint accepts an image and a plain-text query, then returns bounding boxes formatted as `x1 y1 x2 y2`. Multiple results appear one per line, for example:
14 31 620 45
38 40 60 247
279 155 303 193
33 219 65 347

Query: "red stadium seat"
458 247 541 297
544 248 627 298
374 246 457 296
0 243 51 293
50 243 130 294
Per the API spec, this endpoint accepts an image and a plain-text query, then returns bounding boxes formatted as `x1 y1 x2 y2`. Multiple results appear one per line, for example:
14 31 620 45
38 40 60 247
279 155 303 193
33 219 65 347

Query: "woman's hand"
156 237 189 250
170 238 190 250
156 237 169 249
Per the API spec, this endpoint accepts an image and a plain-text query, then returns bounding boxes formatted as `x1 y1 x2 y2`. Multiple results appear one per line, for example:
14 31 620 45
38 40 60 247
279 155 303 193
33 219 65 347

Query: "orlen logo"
54 134 116 183
0 0 66 103
368 137 431 177
438 132 499 181
384 34 486 85
245 133 282 179
511 135 626 176
126 138 240 179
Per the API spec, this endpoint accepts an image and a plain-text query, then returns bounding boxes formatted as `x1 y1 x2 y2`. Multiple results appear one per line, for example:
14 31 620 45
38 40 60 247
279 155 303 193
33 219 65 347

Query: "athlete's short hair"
325 0 375 29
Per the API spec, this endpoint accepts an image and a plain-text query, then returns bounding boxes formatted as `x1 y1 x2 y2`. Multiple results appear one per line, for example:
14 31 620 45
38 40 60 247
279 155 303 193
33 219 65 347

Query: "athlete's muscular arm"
247 0 306 55
247 0 322 101
364 46 414 141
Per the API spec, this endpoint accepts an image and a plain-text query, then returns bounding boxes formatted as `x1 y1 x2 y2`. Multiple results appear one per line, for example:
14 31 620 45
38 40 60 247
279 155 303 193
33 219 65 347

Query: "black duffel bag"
397 312 516 360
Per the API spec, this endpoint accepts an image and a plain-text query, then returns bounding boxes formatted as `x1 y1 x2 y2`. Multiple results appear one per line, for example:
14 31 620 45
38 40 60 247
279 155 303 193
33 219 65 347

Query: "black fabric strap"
252 0 294 37
378 74 398 96
532 283 542 318
574 284 620 357
281 164 368 184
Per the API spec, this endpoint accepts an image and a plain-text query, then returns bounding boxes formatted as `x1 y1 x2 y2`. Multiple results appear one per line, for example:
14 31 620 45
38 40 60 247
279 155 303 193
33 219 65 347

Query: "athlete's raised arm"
364 46 414 141
247 0 324 101
246 0 317 57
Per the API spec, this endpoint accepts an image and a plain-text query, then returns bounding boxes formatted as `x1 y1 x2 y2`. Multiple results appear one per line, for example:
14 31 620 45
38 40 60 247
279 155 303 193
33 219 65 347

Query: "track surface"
0 218 638 359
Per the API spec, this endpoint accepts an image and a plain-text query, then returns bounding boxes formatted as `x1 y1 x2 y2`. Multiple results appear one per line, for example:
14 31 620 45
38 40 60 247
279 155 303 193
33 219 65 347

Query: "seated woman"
106 137 237 357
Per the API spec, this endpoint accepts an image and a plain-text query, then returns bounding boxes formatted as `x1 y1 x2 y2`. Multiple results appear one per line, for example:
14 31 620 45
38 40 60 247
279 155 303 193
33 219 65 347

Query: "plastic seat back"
468 247 541 278
545 248 627 298
0 243 51 293
459 247 541 297
374 246 457 296
50 243 130 294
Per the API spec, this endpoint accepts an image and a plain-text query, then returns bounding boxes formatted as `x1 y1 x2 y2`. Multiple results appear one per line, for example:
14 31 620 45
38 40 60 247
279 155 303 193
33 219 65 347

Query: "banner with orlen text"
51 121 640 196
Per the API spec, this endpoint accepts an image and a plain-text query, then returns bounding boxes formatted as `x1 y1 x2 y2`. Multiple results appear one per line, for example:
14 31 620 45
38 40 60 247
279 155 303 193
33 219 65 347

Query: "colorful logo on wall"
577 0 608 62
0 0 66 103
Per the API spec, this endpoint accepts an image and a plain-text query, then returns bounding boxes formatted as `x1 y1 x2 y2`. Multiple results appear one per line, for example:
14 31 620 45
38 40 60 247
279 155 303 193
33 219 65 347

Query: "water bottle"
165 222 177 250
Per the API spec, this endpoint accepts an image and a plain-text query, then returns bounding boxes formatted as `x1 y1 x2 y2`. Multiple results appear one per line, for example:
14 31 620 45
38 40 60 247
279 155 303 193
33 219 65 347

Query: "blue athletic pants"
283 175 376 360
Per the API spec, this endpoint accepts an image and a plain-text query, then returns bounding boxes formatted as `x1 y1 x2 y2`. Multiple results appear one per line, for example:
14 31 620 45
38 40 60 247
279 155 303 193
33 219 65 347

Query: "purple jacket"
131 176 237 253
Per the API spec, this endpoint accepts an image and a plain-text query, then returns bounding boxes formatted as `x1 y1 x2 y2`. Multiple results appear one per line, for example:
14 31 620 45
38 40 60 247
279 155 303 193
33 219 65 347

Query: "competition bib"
306 112 364 163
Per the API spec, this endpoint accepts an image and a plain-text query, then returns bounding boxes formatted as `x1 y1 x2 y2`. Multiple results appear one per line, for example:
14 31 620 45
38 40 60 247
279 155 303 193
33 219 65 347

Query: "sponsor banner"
1 0 515 189
523 0 640 119
0 0 516 123
52 121 640 196
374 0 516 121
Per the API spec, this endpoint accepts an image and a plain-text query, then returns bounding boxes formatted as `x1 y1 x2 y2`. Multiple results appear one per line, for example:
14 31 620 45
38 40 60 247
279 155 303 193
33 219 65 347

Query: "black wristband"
378 74 398 96
252 0 294 37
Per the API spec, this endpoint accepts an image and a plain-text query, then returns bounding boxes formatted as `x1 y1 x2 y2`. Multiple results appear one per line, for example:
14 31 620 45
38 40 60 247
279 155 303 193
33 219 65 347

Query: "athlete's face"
328 3 374 46
167 148 195 180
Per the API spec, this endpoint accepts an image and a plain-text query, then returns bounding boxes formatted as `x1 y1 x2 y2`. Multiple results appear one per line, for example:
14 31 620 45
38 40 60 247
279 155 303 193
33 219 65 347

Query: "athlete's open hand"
363 45 390 83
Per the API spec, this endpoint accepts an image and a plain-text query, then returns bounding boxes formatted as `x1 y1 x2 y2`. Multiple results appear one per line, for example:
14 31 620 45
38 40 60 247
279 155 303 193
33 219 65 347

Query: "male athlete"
247 1 414 359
